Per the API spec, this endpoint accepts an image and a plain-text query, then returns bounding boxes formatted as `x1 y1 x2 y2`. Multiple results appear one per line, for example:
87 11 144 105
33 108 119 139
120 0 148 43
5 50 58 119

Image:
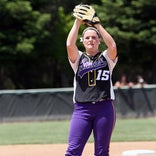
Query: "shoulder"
102 50 118 70
103 50 118 62
69 50 83 73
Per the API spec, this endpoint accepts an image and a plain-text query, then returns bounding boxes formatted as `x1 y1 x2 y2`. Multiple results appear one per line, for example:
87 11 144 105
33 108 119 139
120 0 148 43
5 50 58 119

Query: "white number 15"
96 70 110 81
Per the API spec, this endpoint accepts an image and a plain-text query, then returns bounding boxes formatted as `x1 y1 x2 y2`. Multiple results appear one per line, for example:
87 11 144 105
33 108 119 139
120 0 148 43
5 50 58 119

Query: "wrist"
75 19 83 25
94 23 100 29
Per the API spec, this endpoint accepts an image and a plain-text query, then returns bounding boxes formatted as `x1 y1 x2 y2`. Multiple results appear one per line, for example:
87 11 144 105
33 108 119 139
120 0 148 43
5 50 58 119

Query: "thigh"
69 114 92 144
66 105 93 156
93 101 116 156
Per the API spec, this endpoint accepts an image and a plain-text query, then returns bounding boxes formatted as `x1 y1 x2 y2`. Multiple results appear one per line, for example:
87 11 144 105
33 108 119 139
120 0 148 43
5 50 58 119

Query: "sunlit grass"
0 118 155 145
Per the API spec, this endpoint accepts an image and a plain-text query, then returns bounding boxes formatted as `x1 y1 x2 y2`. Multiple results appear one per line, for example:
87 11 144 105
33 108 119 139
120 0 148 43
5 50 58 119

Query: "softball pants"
65 100 116 156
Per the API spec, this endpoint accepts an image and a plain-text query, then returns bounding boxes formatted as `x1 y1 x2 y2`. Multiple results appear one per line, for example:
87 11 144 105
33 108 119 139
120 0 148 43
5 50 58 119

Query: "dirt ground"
0 142 156 156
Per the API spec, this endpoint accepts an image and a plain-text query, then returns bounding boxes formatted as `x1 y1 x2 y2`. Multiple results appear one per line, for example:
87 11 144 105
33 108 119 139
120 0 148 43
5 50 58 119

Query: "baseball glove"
73 4 100 26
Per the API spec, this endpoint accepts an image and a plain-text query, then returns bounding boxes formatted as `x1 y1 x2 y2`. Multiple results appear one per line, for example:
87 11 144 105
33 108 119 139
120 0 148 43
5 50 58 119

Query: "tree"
0 0 51 89
25 1 102 88
0 0 51 54
1 0 155 89
0 0 102 89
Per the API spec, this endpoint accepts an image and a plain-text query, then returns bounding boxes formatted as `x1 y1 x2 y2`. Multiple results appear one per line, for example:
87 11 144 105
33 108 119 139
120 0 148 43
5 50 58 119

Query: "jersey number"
88 70 110 86
96 70 110 81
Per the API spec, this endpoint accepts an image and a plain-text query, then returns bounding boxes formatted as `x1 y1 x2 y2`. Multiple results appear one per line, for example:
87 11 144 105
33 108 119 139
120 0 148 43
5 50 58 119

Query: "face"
82 29 100 54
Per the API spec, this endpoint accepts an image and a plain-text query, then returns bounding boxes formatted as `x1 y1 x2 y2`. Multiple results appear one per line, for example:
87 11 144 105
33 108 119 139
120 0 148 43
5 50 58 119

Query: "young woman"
65 18 117 156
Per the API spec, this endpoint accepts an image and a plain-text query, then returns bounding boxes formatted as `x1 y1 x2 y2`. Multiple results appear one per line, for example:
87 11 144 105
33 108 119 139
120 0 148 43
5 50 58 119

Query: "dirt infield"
0 142 156 156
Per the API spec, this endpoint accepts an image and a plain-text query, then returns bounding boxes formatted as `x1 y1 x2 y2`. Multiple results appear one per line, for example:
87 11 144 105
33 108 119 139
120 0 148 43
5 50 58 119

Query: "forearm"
66 19 82 62
95 24 117 60
66 19 81 47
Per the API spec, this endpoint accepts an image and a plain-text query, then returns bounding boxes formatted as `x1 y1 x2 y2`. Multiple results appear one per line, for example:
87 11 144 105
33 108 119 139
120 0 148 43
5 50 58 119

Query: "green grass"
0 118 155 145
112 118 156 142
0 121 70 145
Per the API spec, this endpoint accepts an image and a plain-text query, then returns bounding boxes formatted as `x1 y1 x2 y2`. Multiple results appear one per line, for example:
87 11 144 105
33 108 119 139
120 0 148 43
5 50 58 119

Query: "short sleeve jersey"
69 50 117 103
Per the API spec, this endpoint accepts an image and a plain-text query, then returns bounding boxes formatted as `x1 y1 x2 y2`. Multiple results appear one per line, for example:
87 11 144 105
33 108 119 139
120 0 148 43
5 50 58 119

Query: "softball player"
65 5 117 156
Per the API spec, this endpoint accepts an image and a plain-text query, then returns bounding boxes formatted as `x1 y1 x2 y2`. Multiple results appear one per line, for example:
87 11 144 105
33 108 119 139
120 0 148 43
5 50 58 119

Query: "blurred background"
0 0 156 90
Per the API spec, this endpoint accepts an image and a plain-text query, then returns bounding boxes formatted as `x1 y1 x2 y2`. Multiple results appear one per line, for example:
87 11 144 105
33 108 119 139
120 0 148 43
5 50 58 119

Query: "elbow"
108 43 117 60
111 42 117 55
66 41 75 49
66 41 71 48
112 42 117 50
66 41 77 54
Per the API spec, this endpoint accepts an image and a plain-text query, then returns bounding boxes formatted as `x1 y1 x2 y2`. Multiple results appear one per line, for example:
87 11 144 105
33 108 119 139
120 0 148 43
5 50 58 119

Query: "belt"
77 98 111 104
91 98 110 104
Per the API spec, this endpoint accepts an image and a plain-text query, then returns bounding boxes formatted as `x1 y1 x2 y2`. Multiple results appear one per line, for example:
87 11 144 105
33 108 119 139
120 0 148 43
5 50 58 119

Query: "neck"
86 50 99 56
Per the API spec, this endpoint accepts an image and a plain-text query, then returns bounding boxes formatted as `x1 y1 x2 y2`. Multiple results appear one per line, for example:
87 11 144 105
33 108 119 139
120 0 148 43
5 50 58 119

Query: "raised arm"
66 19 82 63
94 24 117 61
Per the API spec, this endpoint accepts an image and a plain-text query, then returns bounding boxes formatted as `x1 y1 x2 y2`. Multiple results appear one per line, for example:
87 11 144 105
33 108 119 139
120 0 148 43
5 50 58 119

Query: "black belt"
91 98 110 104
77 98 111 104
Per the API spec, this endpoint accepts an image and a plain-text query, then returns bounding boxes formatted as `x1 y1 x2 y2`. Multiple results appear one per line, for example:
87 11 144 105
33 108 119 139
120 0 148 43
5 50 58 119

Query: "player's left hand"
73 4 100 26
